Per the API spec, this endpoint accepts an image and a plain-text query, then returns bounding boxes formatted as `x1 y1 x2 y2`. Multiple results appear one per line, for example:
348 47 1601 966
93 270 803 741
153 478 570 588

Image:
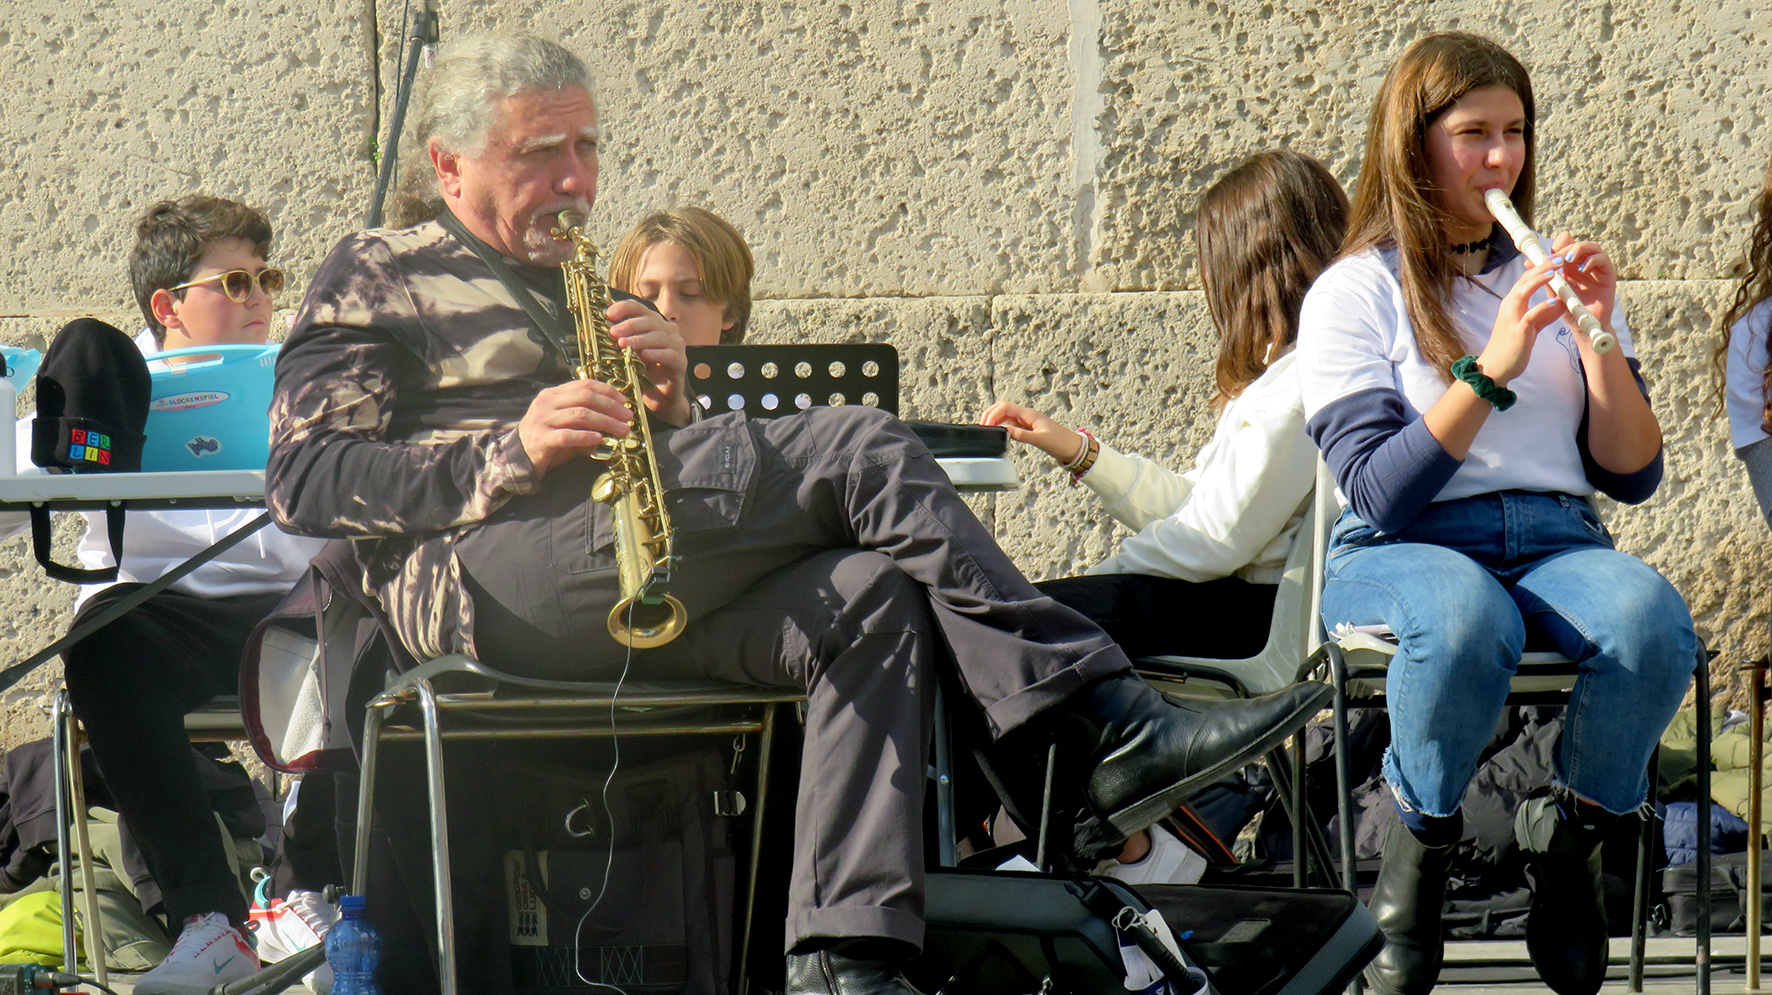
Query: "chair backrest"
687 343 899 419
1305 459 1340 662
1134 485 1320 698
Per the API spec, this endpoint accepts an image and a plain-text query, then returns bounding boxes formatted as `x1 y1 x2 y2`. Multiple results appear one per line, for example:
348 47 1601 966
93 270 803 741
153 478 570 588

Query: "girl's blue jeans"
1322 490 1697 817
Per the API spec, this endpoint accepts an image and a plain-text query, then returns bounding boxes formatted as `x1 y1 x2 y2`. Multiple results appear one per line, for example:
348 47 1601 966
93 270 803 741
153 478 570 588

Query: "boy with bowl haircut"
609 205 755 346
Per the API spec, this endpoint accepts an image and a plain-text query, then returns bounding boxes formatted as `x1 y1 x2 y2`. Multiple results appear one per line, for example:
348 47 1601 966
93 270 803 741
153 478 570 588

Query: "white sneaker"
134 912 259 995
1098 826 1208 886
250 889 338 994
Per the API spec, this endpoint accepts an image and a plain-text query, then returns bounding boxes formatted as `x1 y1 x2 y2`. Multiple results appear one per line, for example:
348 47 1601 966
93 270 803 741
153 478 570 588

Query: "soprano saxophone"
552 210 686 648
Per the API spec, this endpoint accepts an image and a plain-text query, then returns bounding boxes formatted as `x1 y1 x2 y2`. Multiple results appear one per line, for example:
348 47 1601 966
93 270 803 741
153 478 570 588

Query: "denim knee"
1552 558 1697 812
1588 561 1697 687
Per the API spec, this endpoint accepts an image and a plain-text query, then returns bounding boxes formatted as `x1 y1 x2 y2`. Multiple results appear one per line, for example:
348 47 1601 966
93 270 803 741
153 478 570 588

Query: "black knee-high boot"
1522 798 1612 995
1365 817 1457 995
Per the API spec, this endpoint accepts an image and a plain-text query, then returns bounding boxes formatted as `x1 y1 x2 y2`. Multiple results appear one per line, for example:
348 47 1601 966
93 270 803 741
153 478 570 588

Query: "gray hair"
414 33 597 156
386 33 596 227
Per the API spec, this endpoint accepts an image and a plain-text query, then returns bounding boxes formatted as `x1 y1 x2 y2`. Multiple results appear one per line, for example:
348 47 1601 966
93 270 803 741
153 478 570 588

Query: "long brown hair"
1340 31 1536 381
1198 150 1349 406
1713 153 1772 428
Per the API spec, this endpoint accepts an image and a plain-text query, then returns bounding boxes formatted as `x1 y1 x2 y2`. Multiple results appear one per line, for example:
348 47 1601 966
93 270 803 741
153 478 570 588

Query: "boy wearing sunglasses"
6 195 324 993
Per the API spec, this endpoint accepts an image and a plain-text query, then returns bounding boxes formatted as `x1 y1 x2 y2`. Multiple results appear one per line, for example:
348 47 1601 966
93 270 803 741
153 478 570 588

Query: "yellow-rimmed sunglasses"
170 268 286 302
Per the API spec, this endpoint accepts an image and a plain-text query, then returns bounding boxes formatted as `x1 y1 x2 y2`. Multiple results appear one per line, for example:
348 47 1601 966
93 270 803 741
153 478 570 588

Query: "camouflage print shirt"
267 218 618 659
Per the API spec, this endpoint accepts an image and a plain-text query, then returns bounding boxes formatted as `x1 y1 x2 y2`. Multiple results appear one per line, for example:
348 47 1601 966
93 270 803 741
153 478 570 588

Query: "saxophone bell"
609 589 688 649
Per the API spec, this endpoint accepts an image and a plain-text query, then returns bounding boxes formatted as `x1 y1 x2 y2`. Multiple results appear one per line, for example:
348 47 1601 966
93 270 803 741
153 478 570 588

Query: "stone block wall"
0 0 1766 745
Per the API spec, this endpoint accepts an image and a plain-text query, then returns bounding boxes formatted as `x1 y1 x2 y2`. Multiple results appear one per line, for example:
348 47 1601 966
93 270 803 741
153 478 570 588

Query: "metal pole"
933 684 957 868
1631 746 1658 992
65 714 108 989
1293 732 1309 889
1697 656 1713 995
737 704 778 995
1332 646 1357 897
367 8 439 228
1035 743 1057 872
51 692 76 975
351 701 389 895
1750 658 1767 990
418 682 457 995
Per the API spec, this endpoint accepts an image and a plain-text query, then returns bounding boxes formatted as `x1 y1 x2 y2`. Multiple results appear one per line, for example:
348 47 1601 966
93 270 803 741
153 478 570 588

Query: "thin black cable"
571 603 635 995
25 970 124 995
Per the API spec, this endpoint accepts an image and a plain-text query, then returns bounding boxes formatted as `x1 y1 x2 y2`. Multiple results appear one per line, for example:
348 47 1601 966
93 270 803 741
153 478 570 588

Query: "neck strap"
434 209 575 360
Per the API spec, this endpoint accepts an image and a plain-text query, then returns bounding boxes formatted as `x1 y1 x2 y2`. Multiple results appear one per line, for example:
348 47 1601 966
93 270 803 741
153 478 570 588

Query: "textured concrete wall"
0 0 1767 749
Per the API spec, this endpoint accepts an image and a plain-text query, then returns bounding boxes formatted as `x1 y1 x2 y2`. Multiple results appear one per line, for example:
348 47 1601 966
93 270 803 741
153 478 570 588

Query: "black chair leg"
1294 733 1310 889
1330 646 1363 995
1631 746 1658 992
1696 655 1712 995
1265 745 1340 890
1332 647 1358 897
1035 742 1058 873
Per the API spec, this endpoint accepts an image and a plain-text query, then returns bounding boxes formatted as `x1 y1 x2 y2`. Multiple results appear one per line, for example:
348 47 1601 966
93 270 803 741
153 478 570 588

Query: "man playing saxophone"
266 33 1327 995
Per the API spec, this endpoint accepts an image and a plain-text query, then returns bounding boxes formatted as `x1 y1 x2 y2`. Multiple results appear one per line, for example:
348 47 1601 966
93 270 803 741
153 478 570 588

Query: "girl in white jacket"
981 150 1346 885
984 149 1347 660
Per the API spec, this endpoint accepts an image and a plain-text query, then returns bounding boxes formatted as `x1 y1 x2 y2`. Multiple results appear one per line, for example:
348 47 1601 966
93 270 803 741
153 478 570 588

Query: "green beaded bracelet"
1450 355 1517 411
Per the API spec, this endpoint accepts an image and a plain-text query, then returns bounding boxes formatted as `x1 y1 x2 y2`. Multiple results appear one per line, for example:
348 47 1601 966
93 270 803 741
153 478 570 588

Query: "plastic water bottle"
326 895 383 995
0 352 17 477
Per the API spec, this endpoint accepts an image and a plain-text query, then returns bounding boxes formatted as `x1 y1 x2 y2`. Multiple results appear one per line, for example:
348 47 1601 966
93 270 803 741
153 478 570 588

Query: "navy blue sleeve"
1577 356 1661 504
1306 387 1464 533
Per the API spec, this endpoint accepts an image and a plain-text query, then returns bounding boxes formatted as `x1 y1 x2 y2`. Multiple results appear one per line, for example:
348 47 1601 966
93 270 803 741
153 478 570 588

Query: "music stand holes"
727 362 746 380
828 361 846 378
761 393 779 411
697 395 713 410
862 361 880 378
761 362 779 379
862 392 880 407
693 363 712 380
794 362 813 379
829 392 846 406
727 394 745 411
795 393 812 409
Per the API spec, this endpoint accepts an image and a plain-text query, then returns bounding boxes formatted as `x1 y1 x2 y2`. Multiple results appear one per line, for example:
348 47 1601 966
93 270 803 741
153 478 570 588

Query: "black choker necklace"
1448 236 1491 255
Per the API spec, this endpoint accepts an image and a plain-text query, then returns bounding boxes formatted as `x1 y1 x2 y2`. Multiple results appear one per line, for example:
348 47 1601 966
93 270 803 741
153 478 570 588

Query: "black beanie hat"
32 318 150 473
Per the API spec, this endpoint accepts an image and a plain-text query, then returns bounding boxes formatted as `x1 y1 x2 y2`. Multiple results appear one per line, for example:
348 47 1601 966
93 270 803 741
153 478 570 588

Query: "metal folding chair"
348 655 804 995
50 689 260 990
1127 492 1341 888
1305 461 1715 994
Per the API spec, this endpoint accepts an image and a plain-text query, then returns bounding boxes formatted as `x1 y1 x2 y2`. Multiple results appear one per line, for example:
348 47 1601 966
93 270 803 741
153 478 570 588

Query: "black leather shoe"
1523 804 1610 995
1364 816 1457 995
1070 675 1331 842
785 950 928 995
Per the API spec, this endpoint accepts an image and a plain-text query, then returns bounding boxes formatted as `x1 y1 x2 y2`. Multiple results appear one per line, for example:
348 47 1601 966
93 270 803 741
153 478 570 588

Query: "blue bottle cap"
339 894 367 913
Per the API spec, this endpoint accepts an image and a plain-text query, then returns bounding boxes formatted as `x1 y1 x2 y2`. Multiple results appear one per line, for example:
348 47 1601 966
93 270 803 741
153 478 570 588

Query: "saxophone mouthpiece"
552 211 586 240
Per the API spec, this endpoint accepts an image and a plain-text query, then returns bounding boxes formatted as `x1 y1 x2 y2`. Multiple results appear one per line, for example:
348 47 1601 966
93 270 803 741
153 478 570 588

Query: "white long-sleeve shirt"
1725 300 1772 450
1724 300 1772 528
1083 350 1316 585
1 330 324 607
